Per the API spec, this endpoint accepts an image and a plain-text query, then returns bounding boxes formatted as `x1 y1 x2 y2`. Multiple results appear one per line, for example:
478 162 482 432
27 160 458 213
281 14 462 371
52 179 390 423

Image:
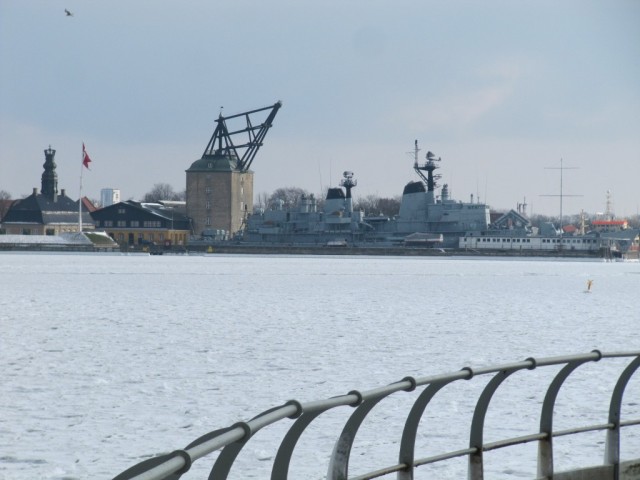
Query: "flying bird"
65 9 73 16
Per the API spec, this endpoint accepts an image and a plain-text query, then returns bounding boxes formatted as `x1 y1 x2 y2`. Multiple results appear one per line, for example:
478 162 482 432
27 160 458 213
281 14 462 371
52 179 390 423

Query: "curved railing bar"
605 355 640 478
397 370 472 479
113 424 247 480
537 352 600 478
207 403 298 479
327 380 419 480
468 361 534 480
271 408 325 479
327 396 387 480
269 392 369 479
273 380 418 479
269 394 362 479
112 351 640 480
211 394 362 480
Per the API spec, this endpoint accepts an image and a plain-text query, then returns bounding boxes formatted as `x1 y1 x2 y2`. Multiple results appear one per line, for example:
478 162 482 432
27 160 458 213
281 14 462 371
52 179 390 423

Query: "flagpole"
79 143 84 232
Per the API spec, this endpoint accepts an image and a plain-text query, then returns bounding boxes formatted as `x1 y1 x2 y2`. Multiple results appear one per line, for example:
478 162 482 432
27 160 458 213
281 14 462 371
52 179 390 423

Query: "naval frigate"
243 141 490 248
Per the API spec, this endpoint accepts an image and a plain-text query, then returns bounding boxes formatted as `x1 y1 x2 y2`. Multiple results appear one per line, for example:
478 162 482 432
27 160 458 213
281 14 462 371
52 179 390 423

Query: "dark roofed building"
0 198 17 224
1 147 94 235
91 200 191 247
489 209 532 235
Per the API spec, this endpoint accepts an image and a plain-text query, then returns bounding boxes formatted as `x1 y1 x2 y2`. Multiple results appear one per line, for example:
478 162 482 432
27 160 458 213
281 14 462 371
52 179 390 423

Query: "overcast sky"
1 0 639 216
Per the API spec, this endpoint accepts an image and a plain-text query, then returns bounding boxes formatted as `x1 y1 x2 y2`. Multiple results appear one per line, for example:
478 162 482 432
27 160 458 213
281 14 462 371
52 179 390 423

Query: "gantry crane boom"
202 101 282 172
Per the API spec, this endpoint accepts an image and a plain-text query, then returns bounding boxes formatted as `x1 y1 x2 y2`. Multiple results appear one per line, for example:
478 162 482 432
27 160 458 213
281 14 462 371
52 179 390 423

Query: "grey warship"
244 141 490 248
236 139 639 258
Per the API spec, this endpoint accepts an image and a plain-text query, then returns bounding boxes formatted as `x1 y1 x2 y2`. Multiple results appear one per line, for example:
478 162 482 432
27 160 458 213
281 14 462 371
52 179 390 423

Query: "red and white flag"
82 143 92 169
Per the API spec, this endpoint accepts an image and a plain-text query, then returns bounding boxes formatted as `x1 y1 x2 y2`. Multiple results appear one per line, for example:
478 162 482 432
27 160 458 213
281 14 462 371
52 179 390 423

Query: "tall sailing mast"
542 158 581 233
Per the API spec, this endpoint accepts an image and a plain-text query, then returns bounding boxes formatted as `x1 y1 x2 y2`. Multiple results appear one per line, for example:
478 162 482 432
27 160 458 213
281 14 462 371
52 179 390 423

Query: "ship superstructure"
244 141 490 247
244 171 366 245
372 141 490 246
203 138 640 258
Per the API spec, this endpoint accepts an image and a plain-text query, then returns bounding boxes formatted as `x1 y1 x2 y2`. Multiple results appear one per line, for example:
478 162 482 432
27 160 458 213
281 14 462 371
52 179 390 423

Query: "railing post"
468 365 528 480
605 355 640 480
537 358 592 478
271 394 365 479
398 372 468 480
326 391 377 480
207 421 253 479
270 400 307 480
207 402 300 479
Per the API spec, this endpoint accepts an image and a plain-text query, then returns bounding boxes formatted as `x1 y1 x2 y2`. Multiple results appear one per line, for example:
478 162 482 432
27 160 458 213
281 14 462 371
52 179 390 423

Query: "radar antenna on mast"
202 101 282 172
412 140 442 193
340 171 357 198
340 171 357 216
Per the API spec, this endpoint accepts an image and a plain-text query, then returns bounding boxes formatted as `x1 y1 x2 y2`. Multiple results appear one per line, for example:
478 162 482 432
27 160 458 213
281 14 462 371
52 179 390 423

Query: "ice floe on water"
0 253 639 479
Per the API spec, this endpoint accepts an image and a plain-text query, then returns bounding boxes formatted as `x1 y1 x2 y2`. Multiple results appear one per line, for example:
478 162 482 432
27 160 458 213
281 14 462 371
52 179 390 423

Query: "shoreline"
0 242 619 259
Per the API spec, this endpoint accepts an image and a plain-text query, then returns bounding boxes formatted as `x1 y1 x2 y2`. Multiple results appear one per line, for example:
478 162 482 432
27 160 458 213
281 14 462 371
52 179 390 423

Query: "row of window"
476 237 597 244
203 200 244 210
97 220 163 228
542 238 597 244
17 227 77 235
476 237 532 243
202 185 245 195
469 237 599 245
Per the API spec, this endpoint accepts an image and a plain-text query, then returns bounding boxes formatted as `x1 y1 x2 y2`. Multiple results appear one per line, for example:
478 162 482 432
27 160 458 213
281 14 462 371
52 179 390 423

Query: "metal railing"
113 350 640 480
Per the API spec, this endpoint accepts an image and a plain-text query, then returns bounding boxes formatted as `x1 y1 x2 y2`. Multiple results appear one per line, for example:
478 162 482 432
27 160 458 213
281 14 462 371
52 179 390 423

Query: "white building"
100 188 121 207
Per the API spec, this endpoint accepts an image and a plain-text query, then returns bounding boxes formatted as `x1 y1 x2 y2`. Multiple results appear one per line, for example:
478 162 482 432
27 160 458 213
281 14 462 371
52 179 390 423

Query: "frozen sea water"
0 253 639 479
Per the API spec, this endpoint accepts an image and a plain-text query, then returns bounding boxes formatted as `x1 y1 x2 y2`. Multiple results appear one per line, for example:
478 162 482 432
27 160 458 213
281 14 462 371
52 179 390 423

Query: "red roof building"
590 219 628 232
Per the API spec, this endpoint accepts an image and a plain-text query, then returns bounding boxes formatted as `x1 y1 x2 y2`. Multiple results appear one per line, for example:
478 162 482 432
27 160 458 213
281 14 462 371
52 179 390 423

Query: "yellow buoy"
586 279 593 293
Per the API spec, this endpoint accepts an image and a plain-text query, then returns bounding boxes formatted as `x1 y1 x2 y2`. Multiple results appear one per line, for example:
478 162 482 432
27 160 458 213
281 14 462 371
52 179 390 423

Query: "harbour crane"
201 101 282 172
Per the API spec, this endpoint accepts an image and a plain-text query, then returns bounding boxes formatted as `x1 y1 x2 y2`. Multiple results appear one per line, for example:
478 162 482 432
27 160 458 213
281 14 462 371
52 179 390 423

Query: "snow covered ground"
0 233 92 245
1 253 639 479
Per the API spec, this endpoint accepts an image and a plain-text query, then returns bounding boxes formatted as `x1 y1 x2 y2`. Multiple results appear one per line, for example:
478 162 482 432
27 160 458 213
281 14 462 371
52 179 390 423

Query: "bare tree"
354 194 379 214
255 188 402 217
376 196 401 217
354 194 401 217
529 214 556 230
142 183 183 202
267 187 310 209
254 191 270 210
0 190 12 220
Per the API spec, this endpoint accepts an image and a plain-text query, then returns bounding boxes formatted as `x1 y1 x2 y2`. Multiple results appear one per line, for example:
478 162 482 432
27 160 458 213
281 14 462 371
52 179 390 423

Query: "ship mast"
605 190 614 219
413 140 441 205
340 171 357 215
542 158 581 234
